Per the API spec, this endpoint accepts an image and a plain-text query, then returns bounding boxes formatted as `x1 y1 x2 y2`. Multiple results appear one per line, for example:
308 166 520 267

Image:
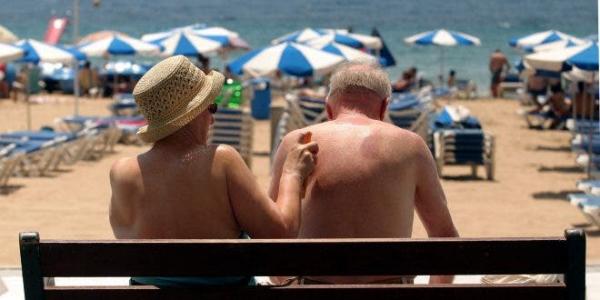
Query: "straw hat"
133 55 224 143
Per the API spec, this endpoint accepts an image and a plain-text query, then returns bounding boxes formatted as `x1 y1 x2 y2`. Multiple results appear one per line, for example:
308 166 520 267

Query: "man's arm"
412 138 459 284
225 134 317 239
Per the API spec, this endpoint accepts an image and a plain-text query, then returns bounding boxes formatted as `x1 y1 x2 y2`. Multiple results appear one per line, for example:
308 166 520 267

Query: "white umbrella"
157 31 225 57
510 30 583 50
79 34 160 57
228 42 344 78
405 29 481 79
0 42 23 63
271 28 344 45
308 41 376 62
524 42 597 72
0 24 18 43
15 39 85 129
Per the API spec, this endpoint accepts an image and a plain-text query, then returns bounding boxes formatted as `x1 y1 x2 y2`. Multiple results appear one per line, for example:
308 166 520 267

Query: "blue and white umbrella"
308 41 375 62
228 42 344 78
509 30 583 50
0 42 23 63
14 39 87 127
405 29 480 79
527 38 587 53
271 28 341 45
154 31 225 57
524 42 598 72
78 34 160 57
404 29 481 46
142 26 247 50
307 33 382 50
15 39 84 64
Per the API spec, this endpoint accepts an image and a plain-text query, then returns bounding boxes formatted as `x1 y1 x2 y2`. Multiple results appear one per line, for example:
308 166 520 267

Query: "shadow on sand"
535 145 572 152
442 175 492 182
538 165 583 174
532 190 580 201
0 184 25 196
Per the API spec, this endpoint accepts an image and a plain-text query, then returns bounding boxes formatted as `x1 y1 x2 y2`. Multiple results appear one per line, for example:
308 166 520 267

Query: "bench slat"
39 238 567 277
45 284 567 300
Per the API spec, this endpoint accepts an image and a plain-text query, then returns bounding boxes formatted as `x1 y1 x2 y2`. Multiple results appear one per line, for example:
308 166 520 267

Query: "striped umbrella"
14 39 87 127
15 39 84 64
78 34 160 57
524 42 598 72
271 28 344 45
0 24 18 43
228 42 344 78
405 29 480 79
308 41 375 62
143 26 248 50
509 30 583 50
527 38 587 53
0 42 23 63
307 33 382 50
154 31 225 57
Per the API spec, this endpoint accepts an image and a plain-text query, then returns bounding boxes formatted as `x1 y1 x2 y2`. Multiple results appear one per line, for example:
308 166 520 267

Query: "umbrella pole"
26 65 31 130
73 61 80 116
439 46 444 85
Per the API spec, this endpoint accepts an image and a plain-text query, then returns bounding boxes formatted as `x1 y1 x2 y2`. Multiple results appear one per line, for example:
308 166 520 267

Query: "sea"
0 0 597 95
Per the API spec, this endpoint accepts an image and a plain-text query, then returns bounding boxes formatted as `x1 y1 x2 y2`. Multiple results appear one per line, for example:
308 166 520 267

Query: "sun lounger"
567 193 600 228
0 143 23 188
433 129 495 180
208 108 254 167
0 138 59 177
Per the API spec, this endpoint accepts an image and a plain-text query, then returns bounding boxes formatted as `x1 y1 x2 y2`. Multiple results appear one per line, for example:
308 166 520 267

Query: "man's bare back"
270 61 458 284
281 117 420 239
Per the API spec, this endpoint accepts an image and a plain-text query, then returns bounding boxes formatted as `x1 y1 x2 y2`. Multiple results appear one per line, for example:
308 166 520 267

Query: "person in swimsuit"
270 60 458 285
489 49 510 98
109 56 318 287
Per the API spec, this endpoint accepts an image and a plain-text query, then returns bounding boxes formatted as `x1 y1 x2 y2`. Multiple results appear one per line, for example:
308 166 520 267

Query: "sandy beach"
0 95 598 267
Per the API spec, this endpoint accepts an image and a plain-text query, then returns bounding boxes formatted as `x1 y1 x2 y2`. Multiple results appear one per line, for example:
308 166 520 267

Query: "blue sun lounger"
430 107 495 180
0 138 58 177
208 108 254 167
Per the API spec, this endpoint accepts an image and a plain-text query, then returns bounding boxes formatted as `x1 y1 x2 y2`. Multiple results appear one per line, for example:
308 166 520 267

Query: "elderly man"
110 56 318 286
270 61 458 284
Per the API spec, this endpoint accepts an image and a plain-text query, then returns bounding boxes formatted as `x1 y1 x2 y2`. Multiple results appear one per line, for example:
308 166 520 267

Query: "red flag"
44 17 68 45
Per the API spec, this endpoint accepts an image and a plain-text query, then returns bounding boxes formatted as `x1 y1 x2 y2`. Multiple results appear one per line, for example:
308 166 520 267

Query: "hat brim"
136 70 225 143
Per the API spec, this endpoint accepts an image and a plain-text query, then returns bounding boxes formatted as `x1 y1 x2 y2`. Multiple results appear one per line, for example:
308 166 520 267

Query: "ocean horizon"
0 0 597 94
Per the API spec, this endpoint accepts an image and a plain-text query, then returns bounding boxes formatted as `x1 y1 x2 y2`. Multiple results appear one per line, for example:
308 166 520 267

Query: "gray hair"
327 60 391 100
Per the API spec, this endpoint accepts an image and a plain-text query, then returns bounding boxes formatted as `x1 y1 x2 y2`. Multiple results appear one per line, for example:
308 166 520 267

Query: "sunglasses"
208 103 218 114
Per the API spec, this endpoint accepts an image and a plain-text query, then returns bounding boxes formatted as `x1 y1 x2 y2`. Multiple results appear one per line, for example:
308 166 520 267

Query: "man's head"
133 55 224 143
326 60 391 120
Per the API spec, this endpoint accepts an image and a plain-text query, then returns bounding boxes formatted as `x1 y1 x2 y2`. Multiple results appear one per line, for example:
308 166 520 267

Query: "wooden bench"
19 229 586 300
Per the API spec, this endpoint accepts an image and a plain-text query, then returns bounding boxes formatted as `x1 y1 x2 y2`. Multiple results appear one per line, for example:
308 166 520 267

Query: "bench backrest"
19 230 585 300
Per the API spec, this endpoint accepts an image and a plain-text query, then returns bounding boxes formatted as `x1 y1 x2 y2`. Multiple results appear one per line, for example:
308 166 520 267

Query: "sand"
0 95 598 267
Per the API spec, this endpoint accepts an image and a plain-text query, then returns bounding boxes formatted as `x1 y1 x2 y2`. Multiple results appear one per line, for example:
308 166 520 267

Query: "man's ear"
326 101 334 120
379 97 389 121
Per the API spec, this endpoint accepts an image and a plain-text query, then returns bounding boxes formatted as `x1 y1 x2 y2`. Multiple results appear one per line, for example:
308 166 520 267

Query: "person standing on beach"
270 61 459 285
489 49 510 97
109 56 318 286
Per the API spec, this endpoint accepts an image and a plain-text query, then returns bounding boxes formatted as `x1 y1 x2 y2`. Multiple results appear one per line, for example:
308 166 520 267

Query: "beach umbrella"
271 28 336 45
0 24 18 43
78 34 161 57
526 38 587 53
404 29 480 80
308 33 383 50
524 42 598 72
78 30 131 45
228 42 344 78
15 39 83 64
308 41 375 62
509 30 582 50
14 39 87 129
0 43 24 63
193 26 250 50
154 31 225 57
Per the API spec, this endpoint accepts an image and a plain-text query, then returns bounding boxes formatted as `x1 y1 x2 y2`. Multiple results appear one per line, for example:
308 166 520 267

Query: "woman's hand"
282 132 319 182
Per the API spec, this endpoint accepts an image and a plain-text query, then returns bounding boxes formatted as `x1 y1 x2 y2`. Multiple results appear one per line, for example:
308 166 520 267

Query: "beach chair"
0 138 59 177
433 129 495 180
0 143 24 188
208 108 254 167
567 193 600 228
284 93 328 125
386 93 424 130
429 106 495 180
110 93 139 116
